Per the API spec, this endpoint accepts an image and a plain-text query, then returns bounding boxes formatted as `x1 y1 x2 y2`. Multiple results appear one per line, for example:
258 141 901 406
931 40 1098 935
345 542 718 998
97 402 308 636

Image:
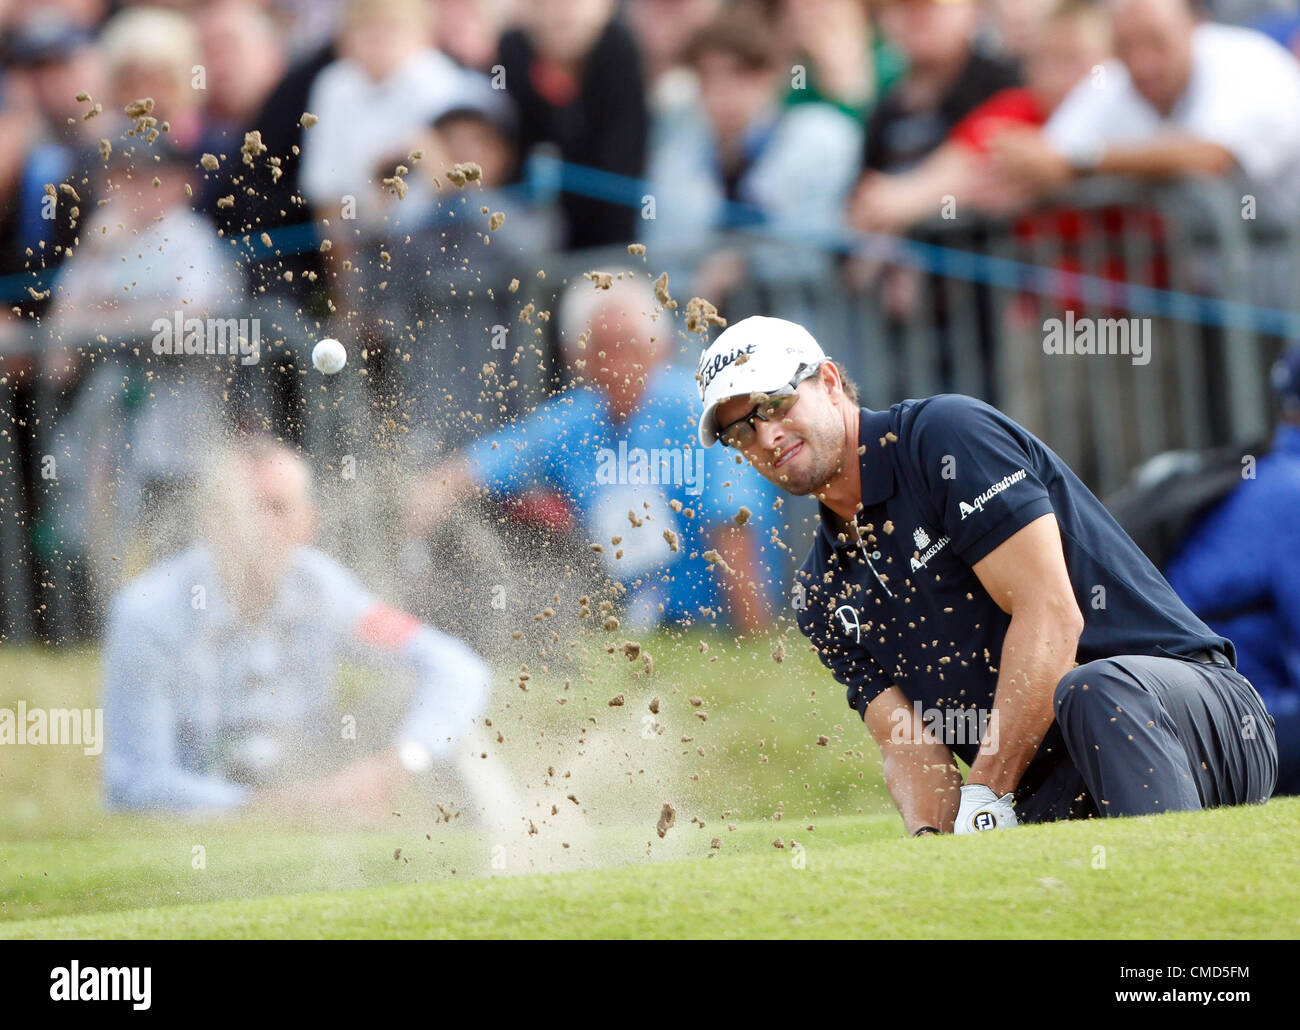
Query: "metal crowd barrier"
719 176 1295 496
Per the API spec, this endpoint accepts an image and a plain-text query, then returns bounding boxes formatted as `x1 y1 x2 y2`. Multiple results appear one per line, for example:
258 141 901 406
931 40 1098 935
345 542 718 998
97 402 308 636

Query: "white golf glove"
954 783 1018 834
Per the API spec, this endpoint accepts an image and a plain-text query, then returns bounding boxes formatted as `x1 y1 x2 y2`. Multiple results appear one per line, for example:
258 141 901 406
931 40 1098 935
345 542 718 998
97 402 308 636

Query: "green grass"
2 640 1297 939
0 629 891 841
5 803 1297 939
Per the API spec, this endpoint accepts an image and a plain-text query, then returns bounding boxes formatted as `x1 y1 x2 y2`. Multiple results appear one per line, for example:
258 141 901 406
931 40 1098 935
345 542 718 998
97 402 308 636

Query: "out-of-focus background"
2 0 1299 931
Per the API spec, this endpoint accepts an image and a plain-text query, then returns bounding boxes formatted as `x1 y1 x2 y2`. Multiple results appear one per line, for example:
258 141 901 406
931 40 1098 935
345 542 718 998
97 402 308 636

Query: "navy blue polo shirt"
795 395 1231 763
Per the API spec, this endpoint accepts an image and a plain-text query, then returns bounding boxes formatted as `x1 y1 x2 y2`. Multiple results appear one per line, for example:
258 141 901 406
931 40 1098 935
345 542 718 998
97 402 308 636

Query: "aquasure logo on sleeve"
957 468 1028 520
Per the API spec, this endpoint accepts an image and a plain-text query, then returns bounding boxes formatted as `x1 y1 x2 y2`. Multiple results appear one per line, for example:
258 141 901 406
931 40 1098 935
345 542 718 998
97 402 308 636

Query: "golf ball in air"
312 338 347 374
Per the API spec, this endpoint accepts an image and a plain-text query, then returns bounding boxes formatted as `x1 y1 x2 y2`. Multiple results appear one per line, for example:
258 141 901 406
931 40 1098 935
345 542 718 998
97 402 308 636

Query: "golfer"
696 316 1278 834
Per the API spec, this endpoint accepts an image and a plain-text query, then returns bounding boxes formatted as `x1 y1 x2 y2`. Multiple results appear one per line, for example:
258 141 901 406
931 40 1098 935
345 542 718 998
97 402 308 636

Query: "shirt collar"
816 407 897 551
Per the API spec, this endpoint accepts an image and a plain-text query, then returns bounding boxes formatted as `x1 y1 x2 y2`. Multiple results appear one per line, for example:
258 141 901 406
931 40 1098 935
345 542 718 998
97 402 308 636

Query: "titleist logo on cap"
698 343 756 391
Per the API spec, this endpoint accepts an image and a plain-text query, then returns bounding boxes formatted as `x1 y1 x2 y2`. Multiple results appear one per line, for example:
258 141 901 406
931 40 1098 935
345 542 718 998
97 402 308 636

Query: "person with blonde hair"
98 5 205 151
299 0 487 236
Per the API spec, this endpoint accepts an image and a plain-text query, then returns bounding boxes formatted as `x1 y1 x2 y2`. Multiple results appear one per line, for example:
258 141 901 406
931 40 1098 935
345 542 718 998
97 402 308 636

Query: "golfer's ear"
821 361 844 396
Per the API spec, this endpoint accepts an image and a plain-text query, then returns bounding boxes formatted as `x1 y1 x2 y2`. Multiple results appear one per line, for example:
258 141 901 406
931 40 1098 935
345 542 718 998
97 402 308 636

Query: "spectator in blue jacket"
404 271 780 633
1165 347 1300 796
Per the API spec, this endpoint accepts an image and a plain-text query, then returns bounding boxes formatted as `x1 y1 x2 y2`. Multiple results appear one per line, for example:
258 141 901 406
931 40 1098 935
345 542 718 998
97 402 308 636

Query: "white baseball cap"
696 316 827 447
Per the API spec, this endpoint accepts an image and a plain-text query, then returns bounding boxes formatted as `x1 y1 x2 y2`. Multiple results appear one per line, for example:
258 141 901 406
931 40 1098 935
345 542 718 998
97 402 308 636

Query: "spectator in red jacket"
853 0 1112 235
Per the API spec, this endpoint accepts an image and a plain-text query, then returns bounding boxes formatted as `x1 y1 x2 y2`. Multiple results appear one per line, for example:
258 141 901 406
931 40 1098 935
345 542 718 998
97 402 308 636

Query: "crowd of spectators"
3 0 1300 642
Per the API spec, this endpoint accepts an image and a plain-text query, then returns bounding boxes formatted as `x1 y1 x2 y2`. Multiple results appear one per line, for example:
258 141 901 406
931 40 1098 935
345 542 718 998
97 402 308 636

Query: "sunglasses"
718 363 821 449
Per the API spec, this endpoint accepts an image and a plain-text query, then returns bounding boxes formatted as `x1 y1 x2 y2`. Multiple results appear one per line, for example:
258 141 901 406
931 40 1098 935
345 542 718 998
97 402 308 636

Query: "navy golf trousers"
1013 651 1279 822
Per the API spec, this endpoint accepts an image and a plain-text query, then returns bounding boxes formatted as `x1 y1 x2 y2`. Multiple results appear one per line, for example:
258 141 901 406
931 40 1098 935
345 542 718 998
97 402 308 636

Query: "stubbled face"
1111 0 1195 114
713 369 847 495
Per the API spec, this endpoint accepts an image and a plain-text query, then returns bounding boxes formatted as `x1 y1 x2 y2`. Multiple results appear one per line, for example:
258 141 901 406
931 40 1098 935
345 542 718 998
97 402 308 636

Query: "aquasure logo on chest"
909 525 950 572
698 342 756 390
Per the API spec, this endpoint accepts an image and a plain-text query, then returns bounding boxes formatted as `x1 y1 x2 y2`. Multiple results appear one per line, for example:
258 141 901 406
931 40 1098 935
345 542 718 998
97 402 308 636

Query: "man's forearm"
1094 139 1237 181
396 625 492 760
969 611 1080 795
881 742 963 834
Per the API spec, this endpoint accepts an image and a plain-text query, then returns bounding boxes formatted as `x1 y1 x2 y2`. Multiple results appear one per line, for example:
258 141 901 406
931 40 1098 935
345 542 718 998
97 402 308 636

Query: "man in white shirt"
101 437 509 825
988 0 1300 218
299 0 486 237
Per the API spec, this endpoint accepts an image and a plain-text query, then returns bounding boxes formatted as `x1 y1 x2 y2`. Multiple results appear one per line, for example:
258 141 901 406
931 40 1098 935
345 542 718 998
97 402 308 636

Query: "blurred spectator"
435 0 513 71
45 137 235 366
497 0 648 249
645 2 862 295
981 0 1060 61
777 0 907 122
267 0 344 60
407 91 556 277
194 0 286 156
627 0 722 111
372 93 554 460
0 10 104 318
99 5 205 153
426 96 522 193
405 272 780 633
993 0 1300 219
1165 348 1300 797
204 36 337 312
192 15 334 446
627 0 722 289
858 0 1019 177
101 437 501 820
854 0 1111 234
300 0 488 314
42 137 240 593
847 0 1018 392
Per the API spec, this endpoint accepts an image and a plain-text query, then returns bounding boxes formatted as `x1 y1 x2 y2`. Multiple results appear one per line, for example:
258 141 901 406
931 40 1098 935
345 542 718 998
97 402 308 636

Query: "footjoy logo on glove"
972 811 998 831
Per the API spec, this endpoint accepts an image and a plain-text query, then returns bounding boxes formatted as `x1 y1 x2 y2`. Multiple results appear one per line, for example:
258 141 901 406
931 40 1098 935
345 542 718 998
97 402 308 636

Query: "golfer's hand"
954 783 1018 833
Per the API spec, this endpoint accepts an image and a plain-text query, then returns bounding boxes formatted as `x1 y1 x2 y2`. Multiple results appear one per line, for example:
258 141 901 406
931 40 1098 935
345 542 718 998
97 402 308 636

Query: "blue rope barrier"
4 156 1296 340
